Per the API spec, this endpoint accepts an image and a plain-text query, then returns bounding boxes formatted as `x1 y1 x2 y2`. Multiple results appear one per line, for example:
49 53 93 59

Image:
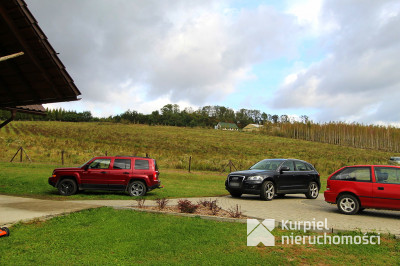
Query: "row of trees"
264 122 400 152
0 104 304 128
0 109 93 122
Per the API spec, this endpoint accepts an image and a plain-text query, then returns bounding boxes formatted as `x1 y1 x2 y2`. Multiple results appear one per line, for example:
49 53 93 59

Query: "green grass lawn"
0 208 398 265
0 162 228 199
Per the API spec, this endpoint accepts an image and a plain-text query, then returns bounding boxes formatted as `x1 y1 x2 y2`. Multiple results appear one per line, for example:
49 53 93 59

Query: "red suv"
324 165 400 214
48 156 161 196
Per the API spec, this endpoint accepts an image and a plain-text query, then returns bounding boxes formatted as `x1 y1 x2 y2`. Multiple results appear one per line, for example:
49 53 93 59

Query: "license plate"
229 182 240 187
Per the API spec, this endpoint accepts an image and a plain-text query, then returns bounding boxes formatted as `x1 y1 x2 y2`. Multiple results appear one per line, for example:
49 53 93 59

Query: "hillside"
0 121 398 178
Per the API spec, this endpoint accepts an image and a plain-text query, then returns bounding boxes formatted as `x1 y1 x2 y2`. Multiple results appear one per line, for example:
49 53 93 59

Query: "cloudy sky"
28 0 400 124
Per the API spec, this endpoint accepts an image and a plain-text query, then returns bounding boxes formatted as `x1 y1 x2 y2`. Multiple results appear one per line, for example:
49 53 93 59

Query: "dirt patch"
138 204 247 219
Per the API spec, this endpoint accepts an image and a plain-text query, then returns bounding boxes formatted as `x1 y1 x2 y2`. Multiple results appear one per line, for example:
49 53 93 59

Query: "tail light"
153 171 160 181
326 180 330 190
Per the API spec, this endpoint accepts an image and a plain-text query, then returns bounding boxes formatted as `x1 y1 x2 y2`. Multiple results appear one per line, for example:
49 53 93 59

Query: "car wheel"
1 227 9 237
260 181 275 201
128 181 147 196
57 179 77 196
337 194 360 215
229 192 242 198
305 182 319 199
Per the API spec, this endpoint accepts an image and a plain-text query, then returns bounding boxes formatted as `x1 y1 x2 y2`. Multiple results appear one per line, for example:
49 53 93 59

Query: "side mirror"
280 166 290 173
83 164 89 171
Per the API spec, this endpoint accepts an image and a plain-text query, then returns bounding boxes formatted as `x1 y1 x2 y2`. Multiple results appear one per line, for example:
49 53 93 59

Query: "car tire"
1 227 9 237
337 194 360 215
57 179 77 196
128 181 147 196
305 182 319 199
260 181 275 201
229 191 242 198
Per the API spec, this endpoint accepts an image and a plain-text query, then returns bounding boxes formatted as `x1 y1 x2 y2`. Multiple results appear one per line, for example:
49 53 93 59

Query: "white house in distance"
215 122 239 131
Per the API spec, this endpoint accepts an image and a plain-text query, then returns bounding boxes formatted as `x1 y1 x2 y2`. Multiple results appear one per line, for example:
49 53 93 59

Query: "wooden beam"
0 51 24 62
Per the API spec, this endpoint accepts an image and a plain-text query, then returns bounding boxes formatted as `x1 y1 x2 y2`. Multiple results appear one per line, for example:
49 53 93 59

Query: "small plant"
197 199 211 207
209 200 221 215
177 199 198 213
155 197 169 210
227 204 242 218
135 197 146 208
197 199 221 215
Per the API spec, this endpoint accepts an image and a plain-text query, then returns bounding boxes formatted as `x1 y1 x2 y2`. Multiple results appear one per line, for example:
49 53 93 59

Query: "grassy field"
1 121 398 199
1 121 398 178
0 208 398 265
0 162 227 199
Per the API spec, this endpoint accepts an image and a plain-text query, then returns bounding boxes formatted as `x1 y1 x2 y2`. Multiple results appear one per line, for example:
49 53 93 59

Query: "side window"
88 159 111 169
375 167 400 184
331 167 371 182
305 163 314 171
113 159 131 170
294 161 308 171
281 160 295 171
135 159 149 170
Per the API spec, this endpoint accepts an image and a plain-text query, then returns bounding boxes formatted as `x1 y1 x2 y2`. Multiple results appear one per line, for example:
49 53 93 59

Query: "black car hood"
229 169 276 176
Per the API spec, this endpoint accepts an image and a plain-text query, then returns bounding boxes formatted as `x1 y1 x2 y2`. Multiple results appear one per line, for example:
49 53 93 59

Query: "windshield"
250 159 284 171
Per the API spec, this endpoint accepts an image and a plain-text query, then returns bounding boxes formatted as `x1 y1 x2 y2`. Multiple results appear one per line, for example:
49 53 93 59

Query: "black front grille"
228 175 244 188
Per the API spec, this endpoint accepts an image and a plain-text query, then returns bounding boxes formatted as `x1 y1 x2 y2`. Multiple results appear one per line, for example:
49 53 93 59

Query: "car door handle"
123 172 129 174
100 171 107 174
378 187 384 190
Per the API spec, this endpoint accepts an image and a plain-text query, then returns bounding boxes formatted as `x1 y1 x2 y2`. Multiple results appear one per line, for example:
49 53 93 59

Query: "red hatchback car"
324 165 400 215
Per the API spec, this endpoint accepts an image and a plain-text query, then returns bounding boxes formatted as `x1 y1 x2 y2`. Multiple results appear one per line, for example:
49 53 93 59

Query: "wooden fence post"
61 150 64 165
10 147 32 163
189 156 192 173
10 147 22 162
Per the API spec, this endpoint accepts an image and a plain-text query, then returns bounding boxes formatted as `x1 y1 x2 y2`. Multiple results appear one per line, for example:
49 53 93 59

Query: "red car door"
107 158 132 188
372 166 400 210
81 158 111 188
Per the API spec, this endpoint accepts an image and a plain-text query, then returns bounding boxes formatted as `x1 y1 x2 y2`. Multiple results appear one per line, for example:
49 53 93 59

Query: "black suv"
225 159 320 201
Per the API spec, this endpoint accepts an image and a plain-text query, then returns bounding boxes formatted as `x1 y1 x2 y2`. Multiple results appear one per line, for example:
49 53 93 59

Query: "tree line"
0 104 300 128
265 121 400 153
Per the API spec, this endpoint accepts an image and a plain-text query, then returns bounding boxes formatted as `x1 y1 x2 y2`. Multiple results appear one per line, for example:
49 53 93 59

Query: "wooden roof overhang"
0 0 81 127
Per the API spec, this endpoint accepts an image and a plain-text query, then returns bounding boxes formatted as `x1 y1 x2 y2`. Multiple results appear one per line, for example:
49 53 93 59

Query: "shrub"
227 204 242 218
177 199 198 213
197 199 221 215
156 197 169 210
135 197 146 208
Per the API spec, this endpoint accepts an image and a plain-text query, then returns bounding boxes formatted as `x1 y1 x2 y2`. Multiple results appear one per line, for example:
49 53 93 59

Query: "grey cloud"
28 0 300 107
273 0 400 123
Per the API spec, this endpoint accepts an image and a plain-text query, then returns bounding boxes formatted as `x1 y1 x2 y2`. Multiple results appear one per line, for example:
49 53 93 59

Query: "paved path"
0 195 99 227
1 194 400 236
